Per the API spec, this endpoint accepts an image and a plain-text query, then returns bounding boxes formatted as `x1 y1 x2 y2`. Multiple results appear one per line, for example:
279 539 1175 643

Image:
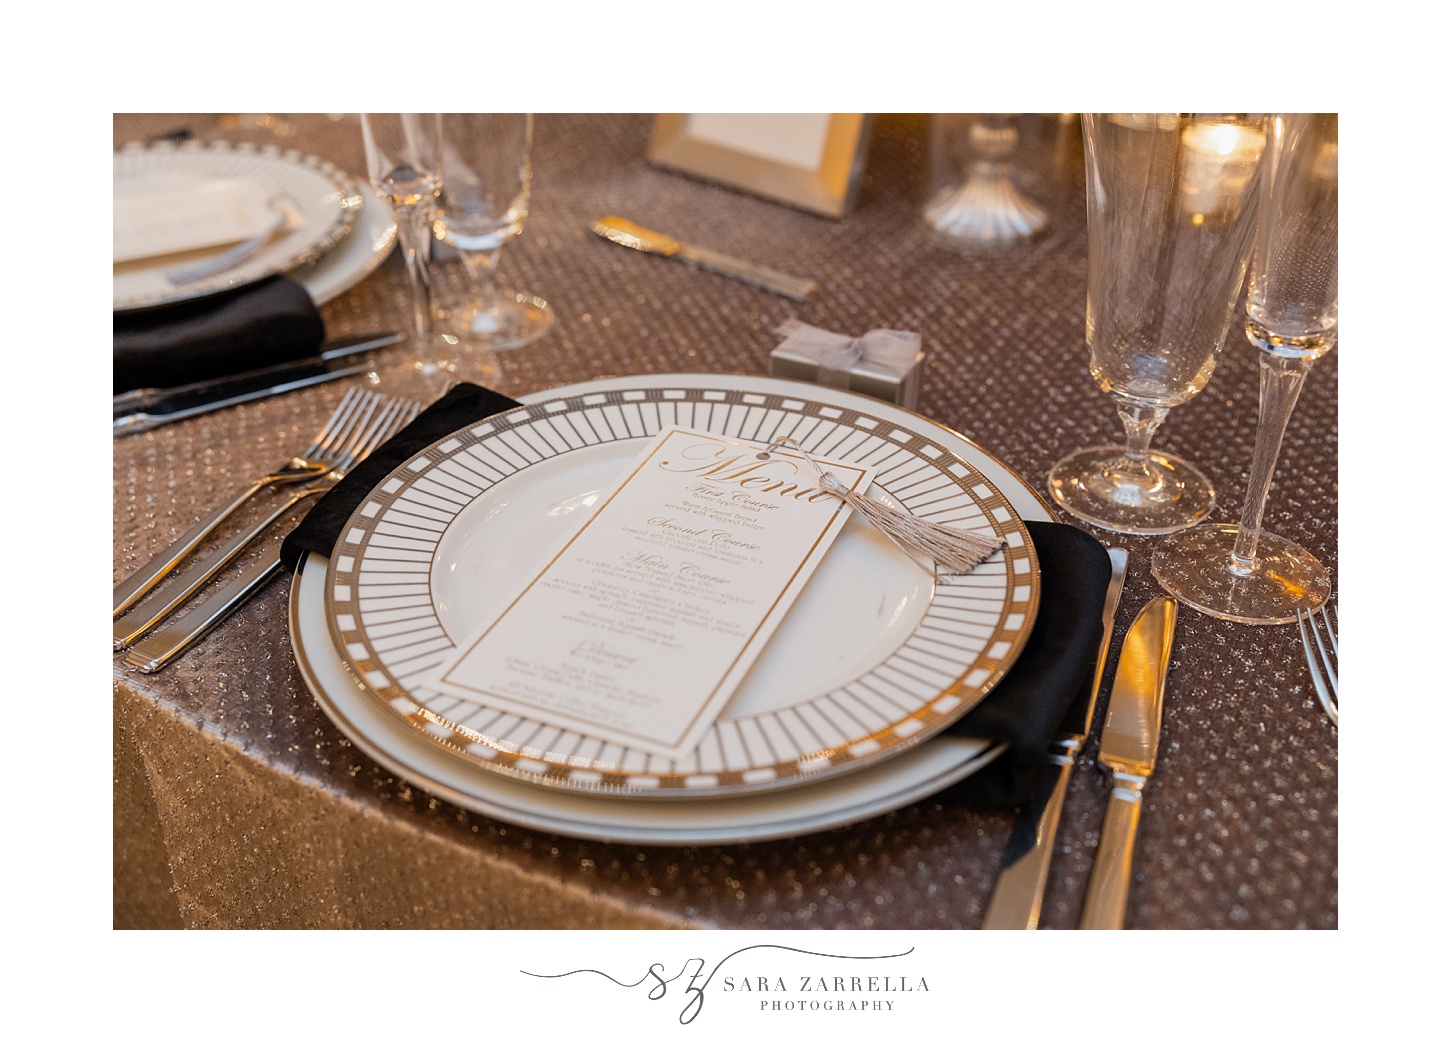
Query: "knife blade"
981 546 1128 929
113 332 402 437
1079 595 1177 930
590 215 819 300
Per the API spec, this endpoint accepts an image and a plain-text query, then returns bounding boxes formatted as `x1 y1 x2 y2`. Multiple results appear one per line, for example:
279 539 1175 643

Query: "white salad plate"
114 139 362 311
291 375 1053 843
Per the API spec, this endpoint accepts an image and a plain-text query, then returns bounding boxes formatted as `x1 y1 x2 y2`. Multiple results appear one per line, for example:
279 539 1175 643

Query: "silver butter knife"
982 546 1129 929
590 215 819 300
1079 596 1177 930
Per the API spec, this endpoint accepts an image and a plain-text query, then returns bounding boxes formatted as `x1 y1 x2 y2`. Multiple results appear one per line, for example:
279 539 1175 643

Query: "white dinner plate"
290 374 1055 844
322 379 1040 798
113 139 362 311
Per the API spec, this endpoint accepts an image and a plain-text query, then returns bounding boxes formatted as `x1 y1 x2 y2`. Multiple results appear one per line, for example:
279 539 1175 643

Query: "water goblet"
1047 113 1268 534
434 113 553 355
1152 114 1337 623
359 113 447 381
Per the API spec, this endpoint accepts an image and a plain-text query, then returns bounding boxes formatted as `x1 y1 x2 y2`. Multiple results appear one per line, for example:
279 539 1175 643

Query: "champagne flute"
359 113 447 378
1152 114 1337 623
434 113 552 354
1047 113 1268 534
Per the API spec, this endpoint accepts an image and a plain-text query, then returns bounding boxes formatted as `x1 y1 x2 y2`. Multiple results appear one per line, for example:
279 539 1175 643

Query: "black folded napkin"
940 521 1111 808
281 383 1111 810
280 383 523 572
114 274 326 393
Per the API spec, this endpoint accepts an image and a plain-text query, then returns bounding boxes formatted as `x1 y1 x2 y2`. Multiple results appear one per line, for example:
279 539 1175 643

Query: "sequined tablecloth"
112 113 1337 929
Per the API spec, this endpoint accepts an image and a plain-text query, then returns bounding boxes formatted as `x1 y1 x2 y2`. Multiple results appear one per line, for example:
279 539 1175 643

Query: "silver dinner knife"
981 546 1129 929
1079 596 1177 930
113 331 403 437
590 215 819 300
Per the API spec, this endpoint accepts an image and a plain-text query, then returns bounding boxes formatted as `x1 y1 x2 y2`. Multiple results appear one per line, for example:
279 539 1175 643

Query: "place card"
113 176 276 264
428 427 875 761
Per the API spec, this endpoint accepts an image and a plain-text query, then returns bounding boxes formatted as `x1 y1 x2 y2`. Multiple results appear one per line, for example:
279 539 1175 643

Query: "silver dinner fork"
119 394 422 672
1297 602 1338 726
113 386 380 618
113 392 421 652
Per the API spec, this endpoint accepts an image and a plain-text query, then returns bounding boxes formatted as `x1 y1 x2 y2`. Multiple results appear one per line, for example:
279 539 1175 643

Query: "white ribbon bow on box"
773 319 921 391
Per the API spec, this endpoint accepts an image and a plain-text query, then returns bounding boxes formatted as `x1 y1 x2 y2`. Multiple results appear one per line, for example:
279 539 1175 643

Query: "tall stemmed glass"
1152 114 1337 623
1047 114 1268 534
359 113 445 375
434 113 552 353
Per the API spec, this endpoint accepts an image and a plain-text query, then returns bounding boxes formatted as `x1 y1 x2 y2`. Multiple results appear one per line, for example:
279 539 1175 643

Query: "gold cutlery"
120 395 421 671
1079 595 1177 929
982 546 1129 929
114 394 419 652
112 387 378 617
590 215 819 300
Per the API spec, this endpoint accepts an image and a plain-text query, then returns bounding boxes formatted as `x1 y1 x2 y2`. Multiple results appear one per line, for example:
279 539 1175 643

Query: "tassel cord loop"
760 437 1003 575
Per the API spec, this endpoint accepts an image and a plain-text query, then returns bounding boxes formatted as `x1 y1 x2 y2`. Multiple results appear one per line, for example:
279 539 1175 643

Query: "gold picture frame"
647 114 872 218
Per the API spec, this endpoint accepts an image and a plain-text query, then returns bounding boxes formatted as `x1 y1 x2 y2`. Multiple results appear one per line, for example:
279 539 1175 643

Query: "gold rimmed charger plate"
321 375 1040 798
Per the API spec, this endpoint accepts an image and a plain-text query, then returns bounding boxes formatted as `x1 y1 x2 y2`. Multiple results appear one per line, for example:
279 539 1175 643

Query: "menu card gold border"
438 429 872 754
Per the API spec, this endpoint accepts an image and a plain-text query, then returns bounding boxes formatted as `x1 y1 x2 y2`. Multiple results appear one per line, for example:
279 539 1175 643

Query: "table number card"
429 428 875 761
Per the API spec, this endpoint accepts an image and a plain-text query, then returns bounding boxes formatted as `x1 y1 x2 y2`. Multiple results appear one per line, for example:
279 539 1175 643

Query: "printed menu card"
429 428 875 760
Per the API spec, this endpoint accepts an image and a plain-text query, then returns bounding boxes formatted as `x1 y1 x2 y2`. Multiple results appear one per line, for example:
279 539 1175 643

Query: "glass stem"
395 202 435 346
460 248 503 317
1116 401 1169 475
1230 352 1313 573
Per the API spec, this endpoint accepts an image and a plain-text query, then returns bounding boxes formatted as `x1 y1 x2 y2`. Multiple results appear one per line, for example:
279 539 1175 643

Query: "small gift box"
768 319 925 411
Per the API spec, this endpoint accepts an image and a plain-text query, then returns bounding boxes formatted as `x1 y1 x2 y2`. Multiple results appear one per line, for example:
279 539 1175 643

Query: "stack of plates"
290 374 1054 844
113 136 397 312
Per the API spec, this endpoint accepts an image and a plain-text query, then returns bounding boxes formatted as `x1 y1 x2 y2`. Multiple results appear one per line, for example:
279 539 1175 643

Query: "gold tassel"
761 438 1002 575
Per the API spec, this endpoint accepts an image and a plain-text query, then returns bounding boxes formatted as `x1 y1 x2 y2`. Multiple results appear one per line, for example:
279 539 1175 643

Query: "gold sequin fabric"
113 114 1336 929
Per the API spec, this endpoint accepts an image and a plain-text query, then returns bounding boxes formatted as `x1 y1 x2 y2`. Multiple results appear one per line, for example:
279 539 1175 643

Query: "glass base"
448 290 553 351
1046 445 1215 535
922 178 1049 249
361 345 474 401
1152 524 1331 624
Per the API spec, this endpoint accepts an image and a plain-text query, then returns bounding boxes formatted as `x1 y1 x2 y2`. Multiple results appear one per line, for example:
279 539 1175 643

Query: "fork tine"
303 386 366 458
1311 605 1338 698
312 387 392 465
377 398 422 448
335 395 418 474
330 396 386 471
315 390 380 465
357 395 413 452
341 399 401 470
1297 607 1338 726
